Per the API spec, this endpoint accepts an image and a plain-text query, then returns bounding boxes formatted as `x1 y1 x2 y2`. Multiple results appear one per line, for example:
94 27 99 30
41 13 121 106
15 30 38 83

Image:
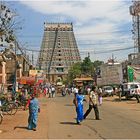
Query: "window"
56 68 64 72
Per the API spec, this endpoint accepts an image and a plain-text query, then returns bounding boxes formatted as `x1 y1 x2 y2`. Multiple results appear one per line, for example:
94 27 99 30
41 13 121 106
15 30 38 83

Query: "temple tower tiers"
37 22 81 82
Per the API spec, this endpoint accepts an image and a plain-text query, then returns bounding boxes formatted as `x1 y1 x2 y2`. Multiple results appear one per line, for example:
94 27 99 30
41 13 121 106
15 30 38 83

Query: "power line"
17 29 131 38
78 41 132 46
22 46 134 54
95 46 134 54
76 30 131 36
22 39 132 47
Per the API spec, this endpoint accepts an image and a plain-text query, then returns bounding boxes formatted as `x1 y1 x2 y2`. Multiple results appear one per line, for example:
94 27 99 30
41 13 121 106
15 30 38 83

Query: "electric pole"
130 0 140 52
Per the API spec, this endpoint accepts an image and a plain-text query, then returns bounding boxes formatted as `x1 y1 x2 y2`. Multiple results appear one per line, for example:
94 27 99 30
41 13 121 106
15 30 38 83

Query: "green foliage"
66 57 104 83
67 62 82 83
93 60 104 68
81 57 93 74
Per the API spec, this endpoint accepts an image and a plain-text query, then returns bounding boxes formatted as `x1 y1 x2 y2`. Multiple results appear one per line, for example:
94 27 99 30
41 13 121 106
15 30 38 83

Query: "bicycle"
0 110 3 125
0 97 18 115
12 94 28 110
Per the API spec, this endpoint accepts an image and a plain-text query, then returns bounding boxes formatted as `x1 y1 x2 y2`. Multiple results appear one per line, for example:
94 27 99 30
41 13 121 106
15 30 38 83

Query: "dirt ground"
0 94 140 139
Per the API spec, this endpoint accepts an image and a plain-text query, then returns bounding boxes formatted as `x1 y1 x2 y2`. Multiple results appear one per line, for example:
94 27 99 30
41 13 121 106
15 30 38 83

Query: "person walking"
87 86 91 95
135 94 140 103
84 86 100 120
48 86 52 98
28 94 40 131
119 84 124 101
74 88 84 124
61 86 66 96
98 87 103 106
51 85 55 98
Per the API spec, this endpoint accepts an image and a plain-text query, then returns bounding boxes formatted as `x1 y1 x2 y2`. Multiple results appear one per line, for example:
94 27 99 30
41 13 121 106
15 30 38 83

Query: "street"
0 94 140 139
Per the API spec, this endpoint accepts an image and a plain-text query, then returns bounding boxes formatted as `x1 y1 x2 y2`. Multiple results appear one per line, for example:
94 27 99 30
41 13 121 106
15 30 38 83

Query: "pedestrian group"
73 85 101 125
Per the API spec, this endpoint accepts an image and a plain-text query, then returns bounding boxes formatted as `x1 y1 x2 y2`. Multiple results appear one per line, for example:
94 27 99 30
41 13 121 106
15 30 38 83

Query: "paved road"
0 94 140 139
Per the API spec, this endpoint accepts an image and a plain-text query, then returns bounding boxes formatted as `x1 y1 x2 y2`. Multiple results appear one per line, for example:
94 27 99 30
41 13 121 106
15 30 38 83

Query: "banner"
127 65 140 82
127 66 134 82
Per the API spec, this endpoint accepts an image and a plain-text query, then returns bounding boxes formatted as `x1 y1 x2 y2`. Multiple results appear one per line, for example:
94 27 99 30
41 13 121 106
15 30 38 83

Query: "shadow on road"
84 118 95 120
112 98 127 102
14 126 28 130
64 104 74 106
112 98 136 102
60 122 78 125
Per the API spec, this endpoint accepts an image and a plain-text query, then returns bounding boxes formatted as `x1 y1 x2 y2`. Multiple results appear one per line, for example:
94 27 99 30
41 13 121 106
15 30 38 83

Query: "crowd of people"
24 83 103 129
4 82 104 130
2 80 140 131
0 82 58 131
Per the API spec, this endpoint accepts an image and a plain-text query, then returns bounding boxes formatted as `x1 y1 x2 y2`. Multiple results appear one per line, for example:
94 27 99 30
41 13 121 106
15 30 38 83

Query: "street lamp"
13 40 17 95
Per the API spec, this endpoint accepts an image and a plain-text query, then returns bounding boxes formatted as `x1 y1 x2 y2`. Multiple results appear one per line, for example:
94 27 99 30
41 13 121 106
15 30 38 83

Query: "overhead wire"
17 29 131 38
22 45 134 54
17 29 134 60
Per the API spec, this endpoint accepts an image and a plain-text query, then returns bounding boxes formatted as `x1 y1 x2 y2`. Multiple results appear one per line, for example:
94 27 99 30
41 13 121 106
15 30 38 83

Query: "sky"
5 0 134 64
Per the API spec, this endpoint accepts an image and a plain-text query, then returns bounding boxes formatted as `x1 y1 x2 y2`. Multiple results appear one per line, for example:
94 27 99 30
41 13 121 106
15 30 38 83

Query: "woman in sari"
28 94 40 131
75 88 84 124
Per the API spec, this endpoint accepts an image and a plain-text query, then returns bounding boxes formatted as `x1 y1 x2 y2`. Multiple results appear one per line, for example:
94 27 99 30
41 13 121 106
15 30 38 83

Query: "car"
102 86 114 97
121 82 140 99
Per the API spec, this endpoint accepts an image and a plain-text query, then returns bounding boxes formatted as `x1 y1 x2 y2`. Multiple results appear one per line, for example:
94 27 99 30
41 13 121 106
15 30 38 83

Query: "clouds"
18 0 133 62
19 1 129 23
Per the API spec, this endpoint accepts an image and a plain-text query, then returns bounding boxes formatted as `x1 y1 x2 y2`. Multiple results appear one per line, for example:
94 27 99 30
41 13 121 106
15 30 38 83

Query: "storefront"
73 77 94 87
19 76 36 85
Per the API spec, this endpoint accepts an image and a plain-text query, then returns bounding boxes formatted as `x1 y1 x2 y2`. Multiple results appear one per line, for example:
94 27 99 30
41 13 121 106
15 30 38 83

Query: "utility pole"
112 53 114 64
13 40 17 95
138 15 140 52
130 1 140 52
32 50 34 67
47 28 58 82
88 52 90 58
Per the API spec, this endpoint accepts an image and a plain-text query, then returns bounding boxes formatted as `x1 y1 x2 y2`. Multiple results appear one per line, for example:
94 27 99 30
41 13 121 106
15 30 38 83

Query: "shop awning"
19 76 36 85
74 77 93 81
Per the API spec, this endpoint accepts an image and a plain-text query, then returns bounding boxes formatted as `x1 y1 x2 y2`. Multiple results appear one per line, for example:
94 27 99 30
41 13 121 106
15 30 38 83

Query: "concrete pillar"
17 64 22 78
1 61 6 84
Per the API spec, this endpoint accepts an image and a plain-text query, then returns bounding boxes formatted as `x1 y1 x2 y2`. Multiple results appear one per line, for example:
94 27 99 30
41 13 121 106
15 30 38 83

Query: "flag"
127 65 140 82
127 66 134 82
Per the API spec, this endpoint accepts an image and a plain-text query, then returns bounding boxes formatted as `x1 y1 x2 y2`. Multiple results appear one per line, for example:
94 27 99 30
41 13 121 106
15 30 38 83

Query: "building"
6 54 31 84
97 62 123 86
128 53 140 65
37 22 81 83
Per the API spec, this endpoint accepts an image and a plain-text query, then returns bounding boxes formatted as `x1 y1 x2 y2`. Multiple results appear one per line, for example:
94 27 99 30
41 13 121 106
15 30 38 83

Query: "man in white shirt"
84 86 100 120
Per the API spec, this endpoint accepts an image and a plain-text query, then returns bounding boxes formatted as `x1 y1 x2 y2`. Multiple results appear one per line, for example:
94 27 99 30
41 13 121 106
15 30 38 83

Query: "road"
0 94 140 139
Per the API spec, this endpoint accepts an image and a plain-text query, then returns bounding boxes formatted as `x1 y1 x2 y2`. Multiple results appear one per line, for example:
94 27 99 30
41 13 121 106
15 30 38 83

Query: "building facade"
97 63 123 86
37 22 81 83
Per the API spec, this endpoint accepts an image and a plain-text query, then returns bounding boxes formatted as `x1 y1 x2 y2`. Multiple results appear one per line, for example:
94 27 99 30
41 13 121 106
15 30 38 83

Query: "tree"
81 57 94 75
0 3 17 45
66 57 104 84
93 60 104 68
67 62 82 83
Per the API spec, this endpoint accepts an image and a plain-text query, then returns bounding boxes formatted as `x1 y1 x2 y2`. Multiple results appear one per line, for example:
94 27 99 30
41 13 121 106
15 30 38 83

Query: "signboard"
97 63 123 86
128 65 140 82
29 70 38 76
19 76 36 85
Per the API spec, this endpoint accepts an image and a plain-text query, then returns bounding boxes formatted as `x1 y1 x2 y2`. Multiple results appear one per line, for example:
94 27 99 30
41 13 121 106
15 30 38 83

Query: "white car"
102 86 114 96
121 82 140 99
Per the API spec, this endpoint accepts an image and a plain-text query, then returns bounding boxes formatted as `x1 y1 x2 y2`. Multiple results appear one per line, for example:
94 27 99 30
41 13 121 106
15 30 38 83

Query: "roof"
19 76 36 85
74 77 93 81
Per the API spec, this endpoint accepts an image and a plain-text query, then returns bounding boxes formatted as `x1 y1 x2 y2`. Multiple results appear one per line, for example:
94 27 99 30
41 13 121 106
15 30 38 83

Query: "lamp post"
13 40 17 95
